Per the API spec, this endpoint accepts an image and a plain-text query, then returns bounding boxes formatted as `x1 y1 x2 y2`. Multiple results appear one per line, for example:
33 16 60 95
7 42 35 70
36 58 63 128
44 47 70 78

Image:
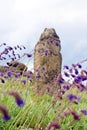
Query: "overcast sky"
0 0 87 69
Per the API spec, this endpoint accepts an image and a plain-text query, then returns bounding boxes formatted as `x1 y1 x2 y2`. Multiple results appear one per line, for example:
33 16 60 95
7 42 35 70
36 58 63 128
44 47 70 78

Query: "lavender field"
0 43 87 130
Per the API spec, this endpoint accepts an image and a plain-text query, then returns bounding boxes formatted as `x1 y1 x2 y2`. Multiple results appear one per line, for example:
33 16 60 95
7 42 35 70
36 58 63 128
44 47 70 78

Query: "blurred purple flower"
82 76 87 81
27 54 32 58
59 77 65 84
19 47 22 50
14 46 17 50
71 74 76 78
71 110 80 120
72 64 76 68
7 71 12 78
67 94 77 101
2 57 6 60
64 72 69 77
15 73 21 78
80 84 86 91
77 63 82 68
48 121 60 130
77 97 81 102
63 85 70 90
8 47 13 51
0 104 11 121
8 91 25 107
50 39 53 43
29 71 33 74
36 75 41 79
64 65 69 70
74 69 79 75
21 80 26 85
3 43 6 45
81 110 87 115
69 68 73 73
27 75 31 79
55 42 60 46
74 76 82 83
11 58 14 61
17 45 19 48
1 79 5 83
44 50 48 56
22 46 26 49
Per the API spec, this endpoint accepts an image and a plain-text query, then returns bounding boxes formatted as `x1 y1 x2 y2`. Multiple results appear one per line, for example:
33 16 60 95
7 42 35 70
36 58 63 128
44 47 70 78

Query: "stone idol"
34 28 62 95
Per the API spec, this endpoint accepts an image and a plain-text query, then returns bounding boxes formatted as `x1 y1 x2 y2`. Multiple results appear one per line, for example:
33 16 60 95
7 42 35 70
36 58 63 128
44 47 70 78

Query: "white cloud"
0 0 87 67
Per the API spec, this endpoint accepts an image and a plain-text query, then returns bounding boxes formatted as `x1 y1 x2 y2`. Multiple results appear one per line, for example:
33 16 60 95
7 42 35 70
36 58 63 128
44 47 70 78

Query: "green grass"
0 78 87 130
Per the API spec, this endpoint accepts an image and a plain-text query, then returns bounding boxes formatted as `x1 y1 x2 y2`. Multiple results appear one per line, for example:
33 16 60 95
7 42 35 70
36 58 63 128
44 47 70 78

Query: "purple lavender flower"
3 43 6 45
1 79 5 83
29 71 33 74
27 54 32 58
15 73 21 78
55 42 60 46
36 75 41 79
8 55 11 58
44 50 48 56
74 69 79 75
59 77 65 84
22 46 26 49
82 76 87 81
21 80 26 85
71 110 80 120
64 65 69 70
77 63 82 68
16 54 20 59
69 68 73 73
11 58 14 61
67 94 77 101
8 91 25 107
14 46 17 50
64 72 69 77
17 45 19 48
8 47 13 51
81 110 87 115
72 64 76 68
71 74 76 78
16 99 25 107
2 57 6 60
19 47 22 50
77 97 81 102
2 115 11 121
74 76 82 83
27 75 31 79
63 85 70 90
50 39 53 43
80 84 86 91
0 104 11 121
7 71 12 78
48 121 60 130
68 94 80 103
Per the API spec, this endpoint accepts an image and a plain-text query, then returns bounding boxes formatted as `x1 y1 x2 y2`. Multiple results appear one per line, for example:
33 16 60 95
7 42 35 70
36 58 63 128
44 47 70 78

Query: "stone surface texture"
7 61 28 74
34 28 62 95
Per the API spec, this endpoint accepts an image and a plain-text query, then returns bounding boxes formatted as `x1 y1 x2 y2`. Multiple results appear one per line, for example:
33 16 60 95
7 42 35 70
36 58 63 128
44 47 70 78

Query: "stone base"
33 81 61 96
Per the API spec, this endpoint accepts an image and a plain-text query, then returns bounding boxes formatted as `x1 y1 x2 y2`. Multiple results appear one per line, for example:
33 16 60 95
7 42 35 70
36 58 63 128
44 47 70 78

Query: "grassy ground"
0 77 87 130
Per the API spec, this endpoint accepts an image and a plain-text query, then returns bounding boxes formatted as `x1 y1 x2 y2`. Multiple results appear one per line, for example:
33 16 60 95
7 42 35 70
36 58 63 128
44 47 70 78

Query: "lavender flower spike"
48 121 60 130
8 91 25 107
0 104 11 121
81 110 87 115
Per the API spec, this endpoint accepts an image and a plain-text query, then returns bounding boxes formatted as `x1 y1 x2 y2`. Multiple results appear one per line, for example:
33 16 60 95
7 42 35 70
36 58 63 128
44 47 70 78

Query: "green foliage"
0 79 87 130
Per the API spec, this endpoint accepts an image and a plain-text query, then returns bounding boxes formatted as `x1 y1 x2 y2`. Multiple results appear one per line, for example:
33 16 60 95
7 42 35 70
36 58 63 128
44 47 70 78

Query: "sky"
0 0 87 70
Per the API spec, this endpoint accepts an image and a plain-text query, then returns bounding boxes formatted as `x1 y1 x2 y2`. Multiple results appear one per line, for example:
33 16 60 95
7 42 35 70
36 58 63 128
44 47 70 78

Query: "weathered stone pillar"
34 28 62 95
